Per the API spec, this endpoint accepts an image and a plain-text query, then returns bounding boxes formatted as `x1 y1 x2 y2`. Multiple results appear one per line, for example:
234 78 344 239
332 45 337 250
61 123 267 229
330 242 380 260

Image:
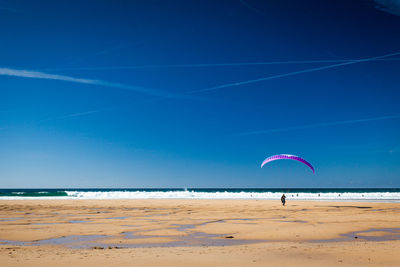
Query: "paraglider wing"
261 154 315 173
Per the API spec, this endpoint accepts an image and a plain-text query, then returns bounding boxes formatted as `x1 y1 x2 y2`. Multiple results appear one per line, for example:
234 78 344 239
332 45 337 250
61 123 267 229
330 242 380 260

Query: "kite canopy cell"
261 154 315 173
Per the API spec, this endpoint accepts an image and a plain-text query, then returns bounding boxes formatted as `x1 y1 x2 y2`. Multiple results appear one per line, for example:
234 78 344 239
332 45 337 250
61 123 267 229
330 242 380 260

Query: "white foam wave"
64 190 400 200
1 190 400 201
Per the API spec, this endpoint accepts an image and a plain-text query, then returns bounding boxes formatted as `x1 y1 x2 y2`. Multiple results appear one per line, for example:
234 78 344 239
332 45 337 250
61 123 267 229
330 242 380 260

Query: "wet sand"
0 199 399 266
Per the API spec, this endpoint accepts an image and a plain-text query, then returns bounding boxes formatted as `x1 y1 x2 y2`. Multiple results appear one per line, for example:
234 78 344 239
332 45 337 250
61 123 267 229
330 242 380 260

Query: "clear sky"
1 0 399 188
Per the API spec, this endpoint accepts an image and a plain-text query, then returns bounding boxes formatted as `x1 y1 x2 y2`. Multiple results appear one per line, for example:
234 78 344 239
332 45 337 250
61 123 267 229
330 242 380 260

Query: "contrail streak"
0 6 19 12
56 110 101 119
41 58 400 71
239 0 265 16
37 109 105 123
0 67 180 98
191 51 400 93
234 114 400 136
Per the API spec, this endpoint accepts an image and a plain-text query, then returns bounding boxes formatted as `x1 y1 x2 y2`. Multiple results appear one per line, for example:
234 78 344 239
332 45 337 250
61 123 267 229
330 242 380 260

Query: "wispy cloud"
0 0 21 13
190 51 400 93
0 67 180 98
93 41 145 57
374 0 400 16
239 0 265 16
0 109 100 131
41 58 400 71
58 110 101 119
64 40 146 66
0 6 19 12
38 109 104 123
234 114 400 136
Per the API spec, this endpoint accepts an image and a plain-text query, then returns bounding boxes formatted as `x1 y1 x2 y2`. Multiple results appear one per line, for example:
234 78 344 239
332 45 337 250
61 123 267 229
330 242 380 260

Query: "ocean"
0 188 400 201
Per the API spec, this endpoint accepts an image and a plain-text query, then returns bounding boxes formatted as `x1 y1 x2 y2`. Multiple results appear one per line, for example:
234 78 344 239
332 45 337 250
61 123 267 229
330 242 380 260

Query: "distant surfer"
281 194 286 206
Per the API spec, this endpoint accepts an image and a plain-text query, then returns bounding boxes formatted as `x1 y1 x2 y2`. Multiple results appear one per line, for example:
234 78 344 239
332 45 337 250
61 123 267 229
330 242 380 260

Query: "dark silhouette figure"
281 194 286 206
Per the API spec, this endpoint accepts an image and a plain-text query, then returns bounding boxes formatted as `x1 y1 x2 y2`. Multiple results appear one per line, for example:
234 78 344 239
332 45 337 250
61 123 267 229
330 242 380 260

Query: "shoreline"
1 198 400 203
2 188 400 202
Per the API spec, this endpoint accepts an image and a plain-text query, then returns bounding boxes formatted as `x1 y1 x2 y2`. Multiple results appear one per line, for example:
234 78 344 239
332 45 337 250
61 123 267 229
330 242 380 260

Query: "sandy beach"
0 199 399 266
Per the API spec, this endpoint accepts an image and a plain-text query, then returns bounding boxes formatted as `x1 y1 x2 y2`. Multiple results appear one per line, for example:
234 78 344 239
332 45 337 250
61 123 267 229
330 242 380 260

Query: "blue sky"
1 0 399 188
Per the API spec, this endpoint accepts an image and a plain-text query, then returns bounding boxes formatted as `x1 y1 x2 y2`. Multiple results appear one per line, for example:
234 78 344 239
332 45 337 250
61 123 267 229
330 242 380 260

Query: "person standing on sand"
281 194 286 206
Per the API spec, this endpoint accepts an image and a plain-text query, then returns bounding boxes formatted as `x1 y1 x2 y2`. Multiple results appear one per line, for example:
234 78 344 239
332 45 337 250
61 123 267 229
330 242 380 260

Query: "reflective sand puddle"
4 216 397 248
0 217 23 221
69 220 89 223
105 216 130 220
30 222 61 225
86 221 264 249
0 235 109 247
312 227 400 242
0 218 265 249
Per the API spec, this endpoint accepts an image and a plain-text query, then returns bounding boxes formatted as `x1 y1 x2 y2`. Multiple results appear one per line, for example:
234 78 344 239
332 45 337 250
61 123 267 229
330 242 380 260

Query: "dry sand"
0 199 399 266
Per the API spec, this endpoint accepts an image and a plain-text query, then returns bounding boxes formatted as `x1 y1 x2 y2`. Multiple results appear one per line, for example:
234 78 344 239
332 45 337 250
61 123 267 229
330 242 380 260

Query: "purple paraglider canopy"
261 154 315 173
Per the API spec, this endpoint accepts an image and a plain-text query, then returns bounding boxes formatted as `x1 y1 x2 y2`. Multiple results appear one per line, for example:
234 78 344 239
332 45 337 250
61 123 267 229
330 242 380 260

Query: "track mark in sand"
316 205 372 209
279 220 308 223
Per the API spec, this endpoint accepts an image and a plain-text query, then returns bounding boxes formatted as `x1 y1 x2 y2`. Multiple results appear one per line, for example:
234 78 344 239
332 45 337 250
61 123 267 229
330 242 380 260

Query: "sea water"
0 188 399 201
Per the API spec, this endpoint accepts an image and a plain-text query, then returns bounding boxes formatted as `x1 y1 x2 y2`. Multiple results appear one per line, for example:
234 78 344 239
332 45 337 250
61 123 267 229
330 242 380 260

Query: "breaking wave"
0 188 399 201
